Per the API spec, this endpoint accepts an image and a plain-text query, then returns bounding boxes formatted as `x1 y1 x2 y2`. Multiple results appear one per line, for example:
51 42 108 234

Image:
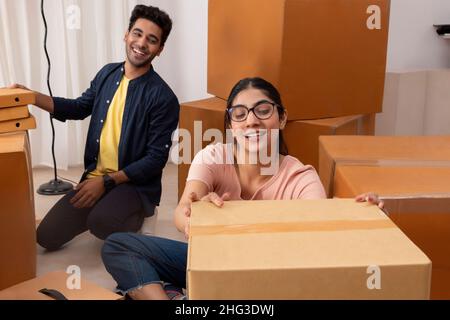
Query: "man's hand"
70 177 105 209
7 83 54 113
8 83 30 90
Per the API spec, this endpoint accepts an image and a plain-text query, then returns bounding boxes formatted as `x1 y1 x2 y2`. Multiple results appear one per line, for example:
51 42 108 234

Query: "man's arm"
122 94 180 184
8 84 54 113
109 170 130 185
8 64 107 121
70 171 130 209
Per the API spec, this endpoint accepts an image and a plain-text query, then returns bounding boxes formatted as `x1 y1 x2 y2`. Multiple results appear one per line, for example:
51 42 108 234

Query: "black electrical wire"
37 0 74 194
57 175 79 185
40 0 58 182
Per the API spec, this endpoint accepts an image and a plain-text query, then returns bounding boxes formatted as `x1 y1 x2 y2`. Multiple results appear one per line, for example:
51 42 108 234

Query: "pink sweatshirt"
186 143 326 200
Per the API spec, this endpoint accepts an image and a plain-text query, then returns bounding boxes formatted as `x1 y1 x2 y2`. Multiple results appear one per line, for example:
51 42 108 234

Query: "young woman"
101 77 383 300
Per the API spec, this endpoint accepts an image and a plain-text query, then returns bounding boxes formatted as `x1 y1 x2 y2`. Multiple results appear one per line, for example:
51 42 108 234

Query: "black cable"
57 175 79 186
37 0 73 195
40 0 58 182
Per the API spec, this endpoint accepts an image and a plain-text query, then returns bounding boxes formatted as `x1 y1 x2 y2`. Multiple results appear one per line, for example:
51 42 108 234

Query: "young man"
10 5 179 251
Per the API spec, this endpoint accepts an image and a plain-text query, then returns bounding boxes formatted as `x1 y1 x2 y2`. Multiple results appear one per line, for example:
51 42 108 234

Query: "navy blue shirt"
52 62 180 216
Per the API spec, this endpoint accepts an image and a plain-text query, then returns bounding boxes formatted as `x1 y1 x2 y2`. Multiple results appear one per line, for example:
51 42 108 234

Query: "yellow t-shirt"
88 76 130 178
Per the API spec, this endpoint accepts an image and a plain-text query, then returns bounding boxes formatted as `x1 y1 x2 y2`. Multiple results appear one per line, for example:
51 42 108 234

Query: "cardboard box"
0 106 29 122
208 0 390 120
0 115 36 134
424 69 450 135
284 114 375 170
0 271 122 300
318 136 450 197
0 132 36 290
187 199 431 299
333 164 450 299
376 71 427 136
376 69 450 136
0 88 35 108
178 97 227 199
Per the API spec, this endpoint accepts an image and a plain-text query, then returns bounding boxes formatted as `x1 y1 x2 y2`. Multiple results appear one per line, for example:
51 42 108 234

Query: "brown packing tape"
190 219 396 236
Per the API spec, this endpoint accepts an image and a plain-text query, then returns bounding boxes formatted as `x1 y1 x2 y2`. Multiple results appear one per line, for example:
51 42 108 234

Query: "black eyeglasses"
227 101 281 122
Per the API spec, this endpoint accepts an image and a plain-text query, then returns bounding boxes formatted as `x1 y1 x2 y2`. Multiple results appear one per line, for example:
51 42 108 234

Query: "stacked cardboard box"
318 135 450 299
284 114 375 170
178 0 390 198
178 98 227 199
0 89 37 289
0 131 36 290
187 199 431 299
0 88 36 133
0 271 122 300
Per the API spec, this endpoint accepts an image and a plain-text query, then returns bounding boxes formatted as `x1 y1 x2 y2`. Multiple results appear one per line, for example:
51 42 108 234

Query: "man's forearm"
34 92 54 113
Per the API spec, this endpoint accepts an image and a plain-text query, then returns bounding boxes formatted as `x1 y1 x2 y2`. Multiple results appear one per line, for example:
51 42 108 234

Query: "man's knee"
87 208 143 240
36 222 64 251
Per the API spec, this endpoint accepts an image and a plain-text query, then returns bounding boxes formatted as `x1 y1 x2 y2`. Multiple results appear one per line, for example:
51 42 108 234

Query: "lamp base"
37 179 74 195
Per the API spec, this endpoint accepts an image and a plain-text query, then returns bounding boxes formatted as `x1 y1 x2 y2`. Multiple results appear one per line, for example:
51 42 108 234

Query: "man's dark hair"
128 5 173 47
225 77 289 156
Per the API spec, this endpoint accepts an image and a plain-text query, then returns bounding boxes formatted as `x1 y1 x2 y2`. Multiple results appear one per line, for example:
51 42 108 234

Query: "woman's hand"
199 192 231 207
183 192 230 239
355 192 384 209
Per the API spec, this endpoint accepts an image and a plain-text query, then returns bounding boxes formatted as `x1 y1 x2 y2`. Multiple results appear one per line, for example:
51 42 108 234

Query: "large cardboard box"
318 136 450 197
0 106 29 122
332 164 450 299
0 88 35 108
178 97 227 199
0 132 36 289
208 0 390 120
0 271 122 300
284 114 375 170
0 115 36 134
187 199 431 299
376 69 450 136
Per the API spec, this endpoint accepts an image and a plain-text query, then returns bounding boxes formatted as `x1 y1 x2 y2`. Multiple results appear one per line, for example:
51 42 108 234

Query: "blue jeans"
101 233 187 294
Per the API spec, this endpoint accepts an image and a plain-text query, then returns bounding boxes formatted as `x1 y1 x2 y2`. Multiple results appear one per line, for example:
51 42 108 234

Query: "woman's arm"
174 180 209 235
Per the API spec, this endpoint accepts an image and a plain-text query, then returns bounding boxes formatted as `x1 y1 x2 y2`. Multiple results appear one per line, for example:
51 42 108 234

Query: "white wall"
387 0 450 71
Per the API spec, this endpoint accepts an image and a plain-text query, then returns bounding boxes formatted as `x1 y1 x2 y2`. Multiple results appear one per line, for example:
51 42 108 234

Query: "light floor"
33 163 184 290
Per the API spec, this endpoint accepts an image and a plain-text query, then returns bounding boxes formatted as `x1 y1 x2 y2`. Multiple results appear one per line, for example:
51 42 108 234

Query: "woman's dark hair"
128 5 172 47
225 77 289 156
